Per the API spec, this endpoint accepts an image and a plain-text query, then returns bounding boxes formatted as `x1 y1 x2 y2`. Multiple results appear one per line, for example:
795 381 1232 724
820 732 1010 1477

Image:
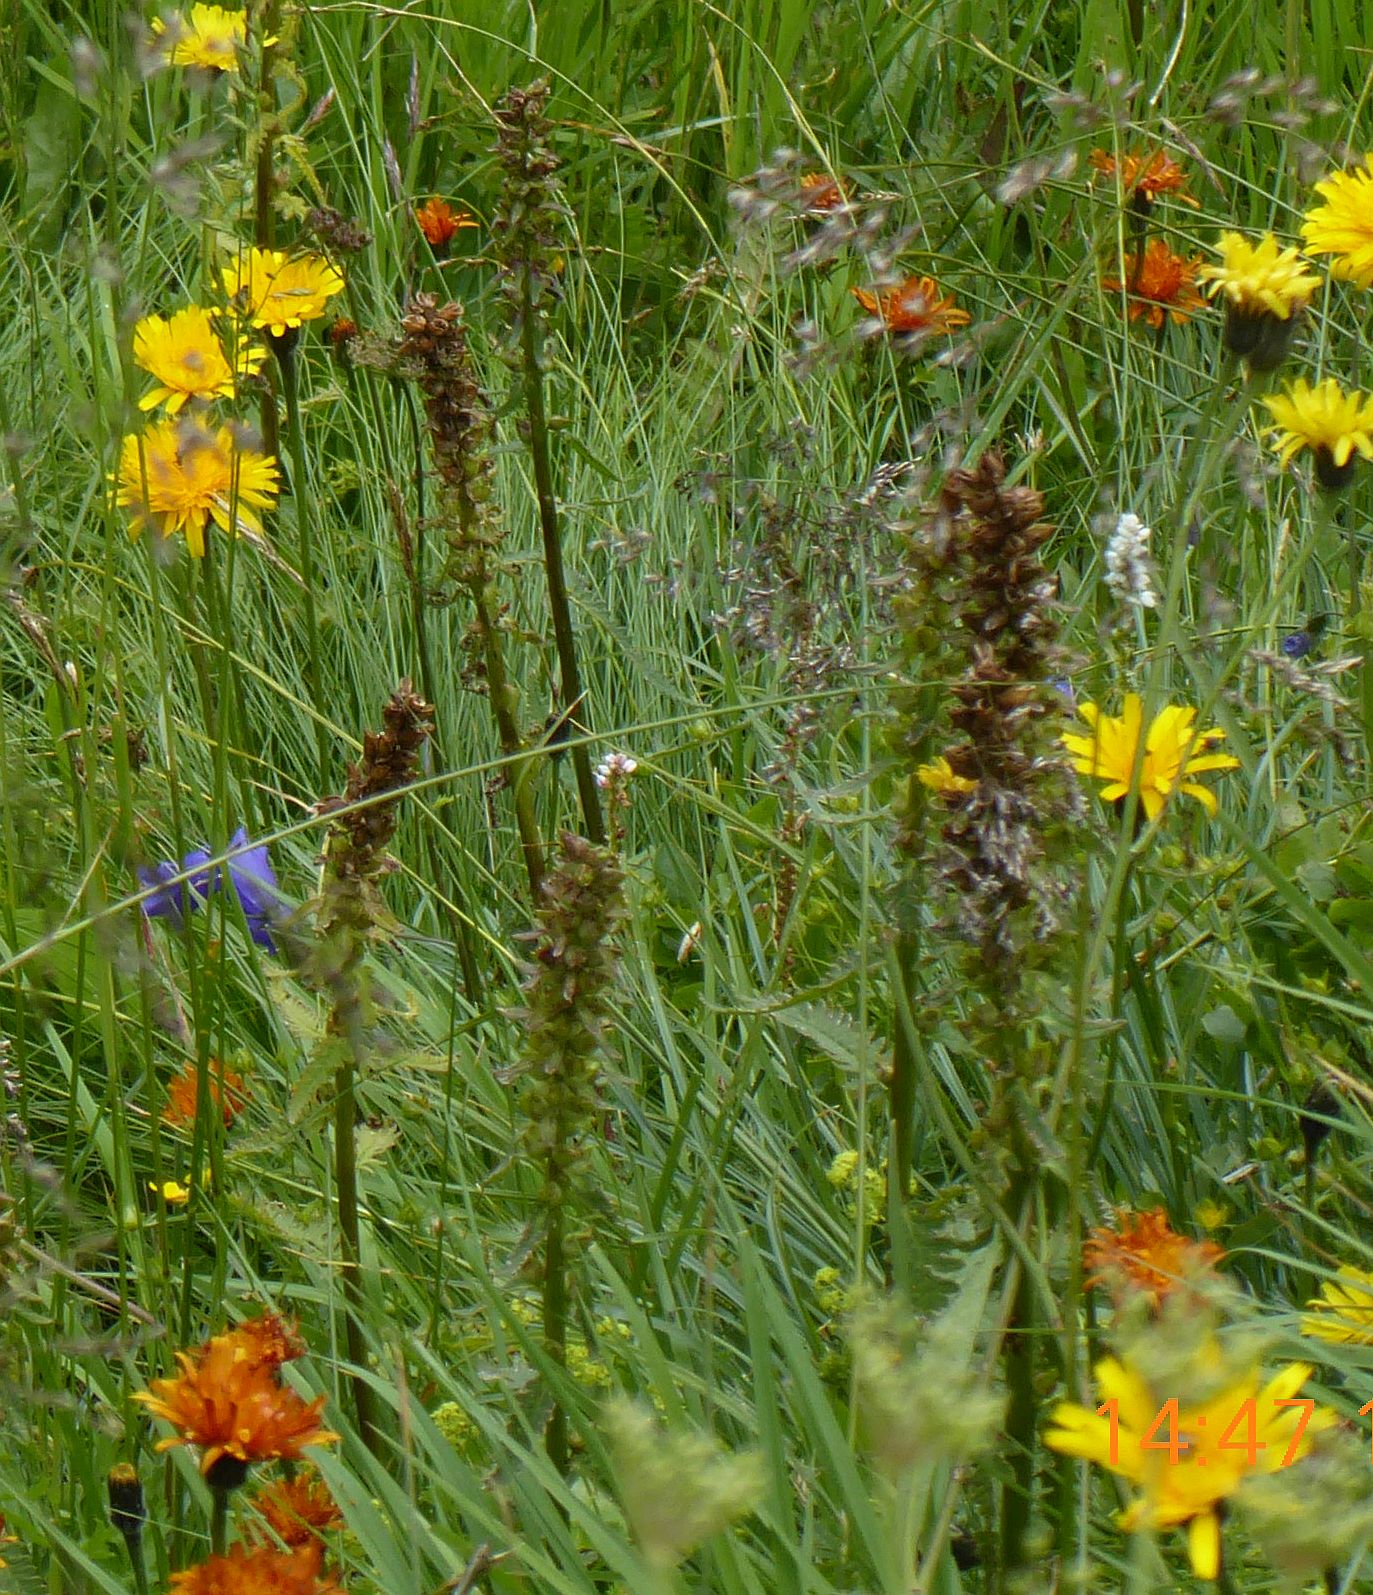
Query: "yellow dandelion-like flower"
1302 1264 1373 1345
915 756 977 797
133 306 264 414
222 249 346 338
1301 156 1373 289
1045 1351 1333 1582
1199 233 1319 320
1199 232 1320 371
152 5 249 72
116 420 280 558
1061 693 1239 821
1262 377 1373 488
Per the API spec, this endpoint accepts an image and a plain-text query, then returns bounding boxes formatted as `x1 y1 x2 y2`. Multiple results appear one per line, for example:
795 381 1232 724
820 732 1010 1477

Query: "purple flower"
224 826 283 951
137 828 283 952
137 847 215 927
1280 630 1313 659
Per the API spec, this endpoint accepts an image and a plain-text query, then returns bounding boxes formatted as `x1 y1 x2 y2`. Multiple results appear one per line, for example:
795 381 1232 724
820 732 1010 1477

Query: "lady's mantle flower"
222 249 346 338
1084 1209 1224 1307
915 756 977 797
1101 240 1206 328
116 421 280 557
133 306 265 413
1062 694 1239 820
415 198 477 249
1103 512 1157 609
1262 376 1373 490
851 275 970 337
1199 232 1319 370
1089 147 1198 210
152 5 250 71
1302 1263 1373 1345
1300 156 1373 288
138 826 285 949
1045 1353 1332 1581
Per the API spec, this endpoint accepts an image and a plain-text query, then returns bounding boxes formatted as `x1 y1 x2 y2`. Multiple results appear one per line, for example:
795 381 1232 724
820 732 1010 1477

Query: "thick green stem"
209 1485 230 1558
253 0 281 462
334 1039 381 1455
277 346 330 788
470 585 546 898
518 267 605 843
542 1195 569 1475
888 930 918 1214
998 1159 1038 1587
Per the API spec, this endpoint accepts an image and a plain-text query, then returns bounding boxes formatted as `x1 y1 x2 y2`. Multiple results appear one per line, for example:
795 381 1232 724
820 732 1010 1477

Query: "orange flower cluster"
248 1470 343 1549
1089 147 1199 209
163 1058 250 1129
798 171 850 213
134 1313 336 1482
1084 1208 1225 1306
1101 239 1206 328
415 197 477 249
171 1541 340 1595
851 274 971 337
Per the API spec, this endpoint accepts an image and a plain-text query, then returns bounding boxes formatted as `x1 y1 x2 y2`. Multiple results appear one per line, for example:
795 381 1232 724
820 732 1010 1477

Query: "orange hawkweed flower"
163 1058 249 1129
1101 239 1206 328
248 1469 343 1548
134 1328 335 1478
213 1311 306 1374
799 172 849 212
851 275 971 337
1089 148 1199 209
170 1542 340 1595
1084 1208 1225 1307
415 198 477 249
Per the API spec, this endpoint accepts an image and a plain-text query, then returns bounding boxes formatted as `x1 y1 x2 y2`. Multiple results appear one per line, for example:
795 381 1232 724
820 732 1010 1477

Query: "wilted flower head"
1062 693 1239 820
606 1398 764 1571
1101 239 1207 327
1103 511 1158 610
1300 155 1373 288
1084 1208 1225 1307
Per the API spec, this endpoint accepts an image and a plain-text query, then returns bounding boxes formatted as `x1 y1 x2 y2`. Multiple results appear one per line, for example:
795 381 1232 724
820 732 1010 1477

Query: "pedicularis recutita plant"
504 831 627 1472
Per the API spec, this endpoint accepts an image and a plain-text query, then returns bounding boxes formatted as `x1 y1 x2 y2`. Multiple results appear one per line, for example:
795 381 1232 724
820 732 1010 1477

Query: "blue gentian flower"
137 847 215 927
1280 630 1313 659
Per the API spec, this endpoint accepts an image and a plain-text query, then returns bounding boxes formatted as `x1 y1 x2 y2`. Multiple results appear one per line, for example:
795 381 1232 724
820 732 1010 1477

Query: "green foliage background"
4 1 1373 1592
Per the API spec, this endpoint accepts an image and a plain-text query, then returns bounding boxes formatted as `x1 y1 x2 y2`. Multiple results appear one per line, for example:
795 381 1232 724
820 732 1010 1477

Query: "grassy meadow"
7 0 1373 1592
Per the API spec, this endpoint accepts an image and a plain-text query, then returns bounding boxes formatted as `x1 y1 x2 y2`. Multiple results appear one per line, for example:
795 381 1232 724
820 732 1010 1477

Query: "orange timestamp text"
1093 1396 1353 1468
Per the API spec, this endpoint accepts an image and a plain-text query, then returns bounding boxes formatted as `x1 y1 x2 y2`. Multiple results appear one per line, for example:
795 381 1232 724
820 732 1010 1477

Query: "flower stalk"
491 81 605 845
314 681 436 1454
